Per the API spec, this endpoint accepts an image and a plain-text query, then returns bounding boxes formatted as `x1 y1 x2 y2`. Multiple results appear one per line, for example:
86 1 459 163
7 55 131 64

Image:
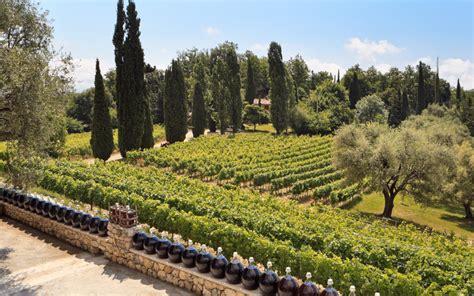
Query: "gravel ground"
0 217 192 296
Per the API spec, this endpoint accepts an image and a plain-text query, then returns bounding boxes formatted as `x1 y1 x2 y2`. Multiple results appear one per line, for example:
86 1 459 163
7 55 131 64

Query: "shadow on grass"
440 213 474 233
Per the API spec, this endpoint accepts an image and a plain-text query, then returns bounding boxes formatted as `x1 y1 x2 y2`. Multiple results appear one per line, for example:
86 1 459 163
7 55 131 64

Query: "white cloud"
307 58 344 77
204 26 220 36
374 63 392 74
440 58 474 89
72 58 113 91
345 37 402 61
250 43 267 55
411 57 474 89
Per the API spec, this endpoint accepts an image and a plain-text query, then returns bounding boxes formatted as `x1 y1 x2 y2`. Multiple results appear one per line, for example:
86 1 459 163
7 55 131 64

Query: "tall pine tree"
401 90 409 121
268 41 288 134
164 60 187 143
212 58 228 135
416 61 426 114
120 0 146 156
112 0 125 155
456 79 462 107
192 82 206 137
348 71 361 109
91 59 114 161
226 47 242 133
141 96 154 149
245 56 257 105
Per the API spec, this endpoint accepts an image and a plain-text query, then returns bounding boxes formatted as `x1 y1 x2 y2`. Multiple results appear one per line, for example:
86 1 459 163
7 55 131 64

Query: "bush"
65 117 85 134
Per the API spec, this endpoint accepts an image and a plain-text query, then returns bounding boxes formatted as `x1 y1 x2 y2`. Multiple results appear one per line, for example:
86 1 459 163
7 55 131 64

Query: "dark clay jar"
195 245 213 273
98 219 109 237
242 257 260 290
8 189 16 204
48 204 59 219
225 252 244 284
80 213 92 231
181 241 198 268
259 262 278 296
64 209 76 225
143 235 159 254
168 242 185 263
156 237 171 259
298 273 320 296
72 211 84 228
12 190 21 206
132 232 147 250
42 201 52 217
56 206 68 222
210 247 228 279
278 268 299 296
320 279 338 296
22 194 32 209
29 197 39 212
35 200 45 215
16 193 26 208
89 217 100 234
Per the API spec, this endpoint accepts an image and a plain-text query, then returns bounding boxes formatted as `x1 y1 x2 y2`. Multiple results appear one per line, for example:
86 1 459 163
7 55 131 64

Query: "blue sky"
40 0 474 90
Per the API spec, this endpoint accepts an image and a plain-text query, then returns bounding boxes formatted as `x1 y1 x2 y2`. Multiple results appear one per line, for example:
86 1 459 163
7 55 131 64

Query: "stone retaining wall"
0 201 255 296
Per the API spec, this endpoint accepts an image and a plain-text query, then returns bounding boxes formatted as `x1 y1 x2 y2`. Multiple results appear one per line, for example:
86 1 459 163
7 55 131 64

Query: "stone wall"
0 201 255 296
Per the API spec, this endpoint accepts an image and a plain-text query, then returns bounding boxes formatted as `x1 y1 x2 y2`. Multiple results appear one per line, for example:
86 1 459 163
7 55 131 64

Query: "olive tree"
333 109 468 218
355 94 388 124
0 0 72 187
442 141 474 220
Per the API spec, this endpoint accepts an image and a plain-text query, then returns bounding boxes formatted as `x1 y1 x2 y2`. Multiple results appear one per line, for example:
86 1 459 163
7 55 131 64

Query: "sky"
40 0 474 90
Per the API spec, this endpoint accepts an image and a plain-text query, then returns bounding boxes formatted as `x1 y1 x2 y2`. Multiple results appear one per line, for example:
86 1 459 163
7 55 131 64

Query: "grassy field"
0 125 165 159
347 192 474 241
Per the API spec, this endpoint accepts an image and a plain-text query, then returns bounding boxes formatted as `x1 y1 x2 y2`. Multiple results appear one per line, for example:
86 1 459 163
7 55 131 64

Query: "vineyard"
32 160 473 295
127 133 358 205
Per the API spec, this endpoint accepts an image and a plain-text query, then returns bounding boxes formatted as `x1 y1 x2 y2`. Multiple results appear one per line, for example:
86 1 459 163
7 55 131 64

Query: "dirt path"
0 217 192 296
84 129 199 165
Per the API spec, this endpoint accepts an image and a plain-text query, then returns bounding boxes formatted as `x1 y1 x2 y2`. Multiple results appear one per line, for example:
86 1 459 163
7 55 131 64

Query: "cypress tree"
245 57 257 105
349 71 361 109
337 69 340 83
141 96 154 149
164 60 187 143
91 59 114 161
268 41 288 134
416 61 426 114
212 58 228 135
226 47 242 133
112 0 125 155
456 79 462 106
192 82 206 137
120 0 146 156
401 90 409 121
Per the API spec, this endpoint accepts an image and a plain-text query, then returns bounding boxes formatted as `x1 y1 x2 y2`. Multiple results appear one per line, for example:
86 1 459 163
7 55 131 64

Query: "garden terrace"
33 160 474 295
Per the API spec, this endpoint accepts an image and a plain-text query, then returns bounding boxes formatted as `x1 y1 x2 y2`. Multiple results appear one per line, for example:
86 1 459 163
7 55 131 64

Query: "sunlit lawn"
348 192 474 241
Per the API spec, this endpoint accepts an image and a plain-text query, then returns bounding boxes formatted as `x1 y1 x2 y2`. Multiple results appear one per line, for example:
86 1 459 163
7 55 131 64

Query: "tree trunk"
464 201 473 220
382 189 395 218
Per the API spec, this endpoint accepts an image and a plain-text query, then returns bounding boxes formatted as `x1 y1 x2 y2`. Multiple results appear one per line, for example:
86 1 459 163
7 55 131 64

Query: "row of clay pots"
132 231 340 296
1 186 108 237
